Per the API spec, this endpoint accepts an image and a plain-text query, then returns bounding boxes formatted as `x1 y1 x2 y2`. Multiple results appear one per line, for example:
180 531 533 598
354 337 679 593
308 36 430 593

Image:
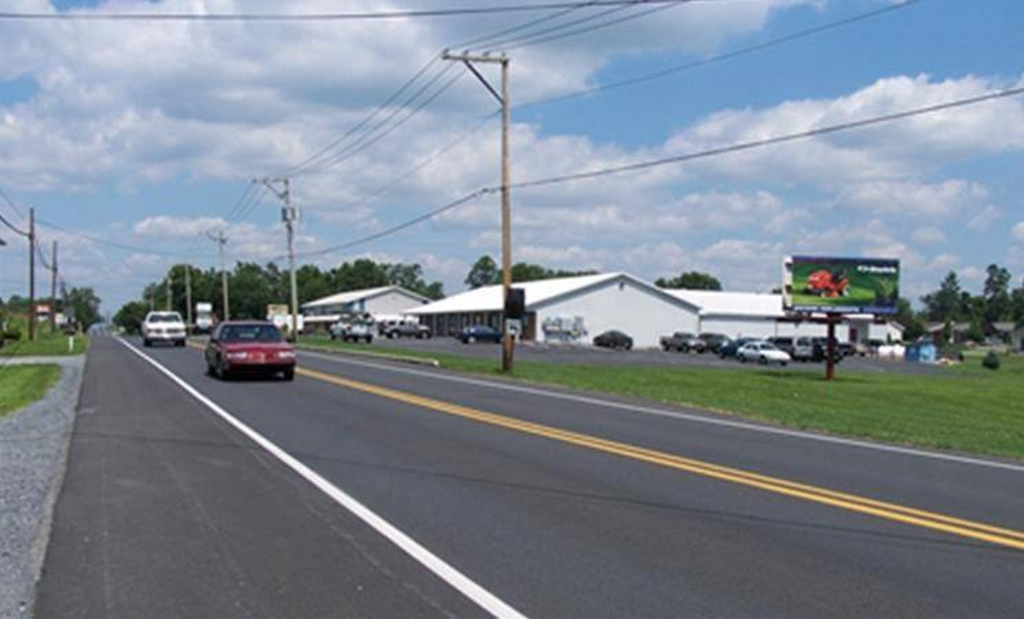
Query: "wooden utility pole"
165 274 172 311
262 177 300 341
28 207 36 341
50 240 57 331
184 265 192 335
207 230 229 321
443 51 514 371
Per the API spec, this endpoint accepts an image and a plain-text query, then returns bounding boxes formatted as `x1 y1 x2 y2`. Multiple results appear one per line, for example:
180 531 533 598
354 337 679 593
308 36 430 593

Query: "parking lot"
343 334 946 376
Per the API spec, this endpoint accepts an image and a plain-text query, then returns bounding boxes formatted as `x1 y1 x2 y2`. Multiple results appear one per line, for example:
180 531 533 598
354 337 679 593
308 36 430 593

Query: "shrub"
3 328 21 341
982 351 1001 371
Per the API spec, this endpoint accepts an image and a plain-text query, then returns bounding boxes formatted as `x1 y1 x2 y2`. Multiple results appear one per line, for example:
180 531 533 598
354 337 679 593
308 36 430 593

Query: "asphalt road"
37 336 1024 618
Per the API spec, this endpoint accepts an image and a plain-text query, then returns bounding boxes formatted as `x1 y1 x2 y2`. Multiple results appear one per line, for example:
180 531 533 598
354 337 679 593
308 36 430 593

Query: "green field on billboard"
788 257 899 314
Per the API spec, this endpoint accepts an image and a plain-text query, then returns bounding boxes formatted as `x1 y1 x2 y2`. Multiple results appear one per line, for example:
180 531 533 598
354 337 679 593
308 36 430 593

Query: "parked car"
792 336 816 362
659 331 703 352
205 321 295 380
344 321 375 343
837 342 855 358
329 321 350 340
594 330 633 350
380 320 432 339
812 337 843 363
459 324 502 344
767 336 795 357
142 311 187 347
718 337 757 359
698 333 731 354
737 341 791 366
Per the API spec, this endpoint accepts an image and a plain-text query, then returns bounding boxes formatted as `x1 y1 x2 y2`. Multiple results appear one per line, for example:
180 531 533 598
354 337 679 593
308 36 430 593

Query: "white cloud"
967 205 1000 231
839 180 987 217
1013 221 1024 241
911 226 946 245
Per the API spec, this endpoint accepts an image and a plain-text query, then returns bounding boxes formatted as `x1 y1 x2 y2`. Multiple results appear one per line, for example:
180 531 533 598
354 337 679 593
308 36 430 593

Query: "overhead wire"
291 85 1024 259
35 218 215 259
0 186 27 222
0 1 693 21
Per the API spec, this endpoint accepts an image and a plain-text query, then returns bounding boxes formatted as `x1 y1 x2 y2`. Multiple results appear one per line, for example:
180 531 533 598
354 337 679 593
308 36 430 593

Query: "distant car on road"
718 337 757 359
659 331 702 353
205 321 295 380
737 341 791 366
142 311 186 347
459 324 502 344
594 330 633 351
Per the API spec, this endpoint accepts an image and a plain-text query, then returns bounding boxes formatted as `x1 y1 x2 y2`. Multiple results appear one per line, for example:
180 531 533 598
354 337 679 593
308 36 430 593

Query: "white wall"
534 278 698 348
365 290 428 316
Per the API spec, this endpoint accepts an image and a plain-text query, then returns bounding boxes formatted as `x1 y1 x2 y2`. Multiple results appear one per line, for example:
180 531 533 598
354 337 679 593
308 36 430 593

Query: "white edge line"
298 349 1024 474
117 338 526 619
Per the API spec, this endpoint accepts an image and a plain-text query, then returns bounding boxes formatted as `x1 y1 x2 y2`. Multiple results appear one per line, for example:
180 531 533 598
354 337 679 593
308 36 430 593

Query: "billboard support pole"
825 318 837 382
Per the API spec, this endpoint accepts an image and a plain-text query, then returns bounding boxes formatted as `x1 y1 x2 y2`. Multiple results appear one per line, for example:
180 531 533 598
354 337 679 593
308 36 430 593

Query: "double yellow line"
185 341 1024 551
296 366 1024 551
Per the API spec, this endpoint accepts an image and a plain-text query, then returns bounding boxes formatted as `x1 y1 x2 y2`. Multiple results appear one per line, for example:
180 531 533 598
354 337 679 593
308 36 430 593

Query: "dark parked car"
718 337 757 359
767 336 796 357
594 330 633 350
458 324 502 344
659 331 703 353
698 332 731 354
205 321 295 381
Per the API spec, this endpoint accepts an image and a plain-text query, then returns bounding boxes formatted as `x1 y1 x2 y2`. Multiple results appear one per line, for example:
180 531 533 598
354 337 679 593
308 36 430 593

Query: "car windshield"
762 343 778 350
220 324 283 343
149 313 182 323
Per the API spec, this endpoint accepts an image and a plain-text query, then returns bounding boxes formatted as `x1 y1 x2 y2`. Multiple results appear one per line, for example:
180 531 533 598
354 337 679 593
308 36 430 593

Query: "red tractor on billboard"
806 268 850 298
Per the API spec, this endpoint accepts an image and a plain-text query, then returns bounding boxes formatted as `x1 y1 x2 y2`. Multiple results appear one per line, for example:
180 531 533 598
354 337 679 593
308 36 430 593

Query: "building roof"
301 285 429 310
666 290 785 318
408 272 697 315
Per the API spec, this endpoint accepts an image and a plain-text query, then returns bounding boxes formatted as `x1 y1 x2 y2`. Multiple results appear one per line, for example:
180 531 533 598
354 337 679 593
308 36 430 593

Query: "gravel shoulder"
0 356 85 618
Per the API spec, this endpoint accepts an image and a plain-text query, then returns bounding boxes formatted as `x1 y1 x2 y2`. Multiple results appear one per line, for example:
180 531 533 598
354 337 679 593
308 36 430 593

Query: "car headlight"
226 351 249 360
277 350 295 359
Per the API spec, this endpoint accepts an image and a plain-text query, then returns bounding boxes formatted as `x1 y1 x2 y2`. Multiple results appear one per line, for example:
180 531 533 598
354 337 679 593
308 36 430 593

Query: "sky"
1 0 1023 316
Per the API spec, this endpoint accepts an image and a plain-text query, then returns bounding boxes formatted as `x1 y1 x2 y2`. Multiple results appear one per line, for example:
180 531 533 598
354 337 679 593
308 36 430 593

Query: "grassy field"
0 332 89 357
0 364 62 418
300 336 1024 460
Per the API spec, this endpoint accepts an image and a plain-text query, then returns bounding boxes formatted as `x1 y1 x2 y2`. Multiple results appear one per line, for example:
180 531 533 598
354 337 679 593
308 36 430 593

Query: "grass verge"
301 336 1024 461
0 333 89 357
0 364 62 418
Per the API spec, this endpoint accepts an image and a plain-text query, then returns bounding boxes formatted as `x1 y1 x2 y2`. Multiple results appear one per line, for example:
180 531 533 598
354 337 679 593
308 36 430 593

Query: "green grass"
301 336 1024 460
0 364 62 418
0 332 89 357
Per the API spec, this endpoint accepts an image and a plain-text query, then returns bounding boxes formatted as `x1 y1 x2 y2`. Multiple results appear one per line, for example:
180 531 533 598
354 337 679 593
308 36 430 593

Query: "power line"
35 218 214 258
520 0 923 109
297 85 1024 258
0 1 695 21
0 186 27 221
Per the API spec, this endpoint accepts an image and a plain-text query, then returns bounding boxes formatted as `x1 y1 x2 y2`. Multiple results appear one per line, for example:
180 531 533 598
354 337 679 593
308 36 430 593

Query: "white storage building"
301 285 431 330
407 273 700 348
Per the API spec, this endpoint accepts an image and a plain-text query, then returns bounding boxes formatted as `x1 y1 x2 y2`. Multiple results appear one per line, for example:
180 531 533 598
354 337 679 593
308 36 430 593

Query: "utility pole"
50 240 57 331
184 265 193 335
28 207 36 341
262 177 300 342
207 230 229 321
443 51 514 371
165 273 172 311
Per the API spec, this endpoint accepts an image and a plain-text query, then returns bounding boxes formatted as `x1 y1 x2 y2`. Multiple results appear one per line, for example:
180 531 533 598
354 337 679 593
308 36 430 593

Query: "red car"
205 321 296 381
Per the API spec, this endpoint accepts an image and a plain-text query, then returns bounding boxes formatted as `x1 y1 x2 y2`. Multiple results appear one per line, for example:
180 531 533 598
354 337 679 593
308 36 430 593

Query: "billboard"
784 256 899 315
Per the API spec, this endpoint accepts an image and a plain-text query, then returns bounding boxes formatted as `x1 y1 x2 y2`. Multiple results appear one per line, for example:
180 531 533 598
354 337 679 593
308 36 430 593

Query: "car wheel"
215 360 227 380
282 368 295 381
759 356 768 365
780 361 788 367
206 362 214 377
143 338 151 347
365 336 373 343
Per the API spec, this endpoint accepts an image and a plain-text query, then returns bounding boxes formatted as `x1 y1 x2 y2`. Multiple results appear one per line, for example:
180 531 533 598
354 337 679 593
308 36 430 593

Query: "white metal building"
301 286 430 329
407 273 700 348
669 290 904 343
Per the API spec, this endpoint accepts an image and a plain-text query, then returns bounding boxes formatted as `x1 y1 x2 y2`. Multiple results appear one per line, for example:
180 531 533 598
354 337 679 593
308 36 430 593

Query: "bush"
3 328 21 341
982 351 1001 371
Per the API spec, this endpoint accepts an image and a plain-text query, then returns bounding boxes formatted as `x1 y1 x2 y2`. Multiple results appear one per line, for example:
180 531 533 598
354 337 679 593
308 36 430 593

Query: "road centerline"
292 364 1024 552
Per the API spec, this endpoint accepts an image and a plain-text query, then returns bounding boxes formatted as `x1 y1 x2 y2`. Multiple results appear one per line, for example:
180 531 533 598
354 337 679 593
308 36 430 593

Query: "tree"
65 287 102 329
654 271 722 290
983 263 1013 327
894 298 925 341
465 256 498 289
332 259 389 291
113 301 149 334
921 271 964 322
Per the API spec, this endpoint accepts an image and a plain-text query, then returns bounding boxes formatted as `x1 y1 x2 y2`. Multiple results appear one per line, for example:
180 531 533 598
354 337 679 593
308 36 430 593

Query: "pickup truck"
659 331 704 353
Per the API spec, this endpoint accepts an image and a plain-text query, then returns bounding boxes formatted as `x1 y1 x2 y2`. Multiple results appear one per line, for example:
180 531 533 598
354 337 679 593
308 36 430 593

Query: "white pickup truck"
142 311 187 347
